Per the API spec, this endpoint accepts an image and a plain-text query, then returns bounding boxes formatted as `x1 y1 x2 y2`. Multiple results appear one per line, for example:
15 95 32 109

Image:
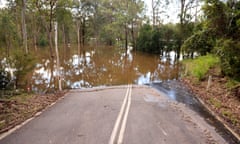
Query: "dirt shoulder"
0 91 66 134
182 67 240 138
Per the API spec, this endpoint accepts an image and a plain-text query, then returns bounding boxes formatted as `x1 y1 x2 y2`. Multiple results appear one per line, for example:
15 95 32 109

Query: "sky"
0 0 179 23
143 0 179 24
0 0 5 8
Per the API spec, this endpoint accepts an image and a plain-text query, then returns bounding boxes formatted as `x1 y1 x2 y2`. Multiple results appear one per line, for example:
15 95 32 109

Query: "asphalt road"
0 85 227 144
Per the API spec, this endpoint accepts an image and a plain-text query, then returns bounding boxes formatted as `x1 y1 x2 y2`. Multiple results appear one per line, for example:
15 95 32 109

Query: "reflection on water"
32 46 180 92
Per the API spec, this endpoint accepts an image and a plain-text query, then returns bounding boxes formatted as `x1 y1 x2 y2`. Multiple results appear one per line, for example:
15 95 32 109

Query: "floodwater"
31 46 180 92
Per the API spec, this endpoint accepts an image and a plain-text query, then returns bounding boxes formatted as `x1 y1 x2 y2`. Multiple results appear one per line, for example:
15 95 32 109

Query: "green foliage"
0 70 11 89
38 35 48 47
181 0 240 82
181 30 214 56
136 24 154 53
9 50 36 88
215 39 240 80
0 9 19 51
136 24 178 54
202 0 228 37
183 54 220 80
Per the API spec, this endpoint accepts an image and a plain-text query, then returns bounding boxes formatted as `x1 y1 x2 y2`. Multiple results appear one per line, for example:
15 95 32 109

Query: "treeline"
0 0 145 57
0 0 240 90
137 0 240 80
0 0 145 90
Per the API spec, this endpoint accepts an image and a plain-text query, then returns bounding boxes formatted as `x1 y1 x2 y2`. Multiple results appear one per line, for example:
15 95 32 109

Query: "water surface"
32 46 180 92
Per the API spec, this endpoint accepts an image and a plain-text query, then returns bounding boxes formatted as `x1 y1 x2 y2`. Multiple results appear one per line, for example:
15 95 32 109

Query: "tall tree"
177 0 196 58
35 0 57 58
21 0 28 54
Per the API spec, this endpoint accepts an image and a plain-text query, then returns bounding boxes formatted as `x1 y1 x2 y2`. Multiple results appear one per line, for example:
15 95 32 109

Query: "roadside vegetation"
183 56 240 136
179 0 240 137
182 55 220 81
0 92 65 133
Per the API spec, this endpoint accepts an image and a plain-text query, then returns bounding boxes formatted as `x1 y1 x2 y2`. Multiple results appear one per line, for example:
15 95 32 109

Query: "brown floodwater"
31 46 180 92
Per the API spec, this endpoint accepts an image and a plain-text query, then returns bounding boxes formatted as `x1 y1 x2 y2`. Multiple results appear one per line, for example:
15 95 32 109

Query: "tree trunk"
82 18 86 46
49 28 54 58
34 35 37 51
125 23 128 51
152 0 155 26
54 22 62 91
77 21 81 55
22 0 28 54
131 21 136 50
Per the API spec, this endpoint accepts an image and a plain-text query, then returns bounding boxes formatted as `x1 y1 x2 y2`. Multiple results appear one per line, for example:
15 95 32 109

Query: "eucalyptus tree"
33 0 63 59
0 9 18 57
127 0 145 50
56 0 73 50
21 0 28 54
176 0 197 58
151 0 169 26
72 0 95 54
98 0 144 49
5 0 26 53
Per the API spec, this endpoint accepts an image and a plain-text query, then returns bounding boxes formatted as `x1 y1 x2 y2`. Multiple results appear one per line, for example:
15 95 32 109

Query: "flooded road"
30 46 239 143
32 46 180 92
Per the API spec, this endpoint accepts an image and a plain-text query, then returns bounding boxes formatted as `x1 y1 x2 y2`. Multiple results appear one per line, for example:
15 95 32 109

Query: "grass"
209 97 222 109
221 109 239 125
226 79 240 89
182 54 220 81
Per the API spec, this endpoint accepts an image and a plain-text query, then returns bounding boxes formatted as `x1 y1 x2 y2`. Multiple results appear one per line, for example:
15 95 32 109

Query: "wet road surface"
151 81 240 144
0 85 228 144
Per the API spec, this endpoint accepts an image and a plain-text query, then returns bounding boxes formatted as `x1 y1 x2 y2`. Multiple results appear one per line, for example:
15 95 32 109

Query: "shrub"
8 50 36 89
215 39 240 80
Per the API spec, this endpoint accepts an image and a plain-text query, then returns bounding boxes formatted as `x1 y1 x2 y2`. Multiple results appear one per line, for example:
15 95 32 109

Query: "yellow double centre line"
109 84 132 144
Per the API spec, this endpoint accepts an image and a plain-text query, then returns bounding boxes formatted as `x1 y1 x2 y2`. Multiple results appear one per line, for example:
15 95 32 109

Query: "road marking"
109 85 132 144
117 85 132 144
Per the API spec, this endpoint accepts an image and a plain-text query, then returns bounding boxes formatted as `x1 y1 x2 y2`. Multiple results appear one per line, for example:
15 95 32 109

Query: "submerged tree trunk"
77 21 81 55
131 21 136 50
125 23 128 51
82 18 86 46
54 22 62 91
62 25 66 51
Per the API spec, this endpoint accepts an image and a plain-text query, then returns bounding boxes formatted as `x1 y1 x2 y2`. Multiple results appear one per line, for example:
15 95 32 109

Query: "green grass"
209 97 222 109
182 54 220 81
226 79 240 89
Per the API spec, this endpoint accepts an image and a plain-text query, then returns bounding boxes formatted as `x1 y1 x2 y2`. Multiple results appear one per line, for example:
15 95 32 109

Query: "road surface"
0 85 227 144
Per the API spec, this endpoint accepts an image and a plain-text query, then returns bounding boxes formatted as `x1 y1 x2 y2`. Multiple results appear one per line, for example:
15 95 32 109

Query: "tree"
9 50 35 89
151 0 169 26
21 0 28 54
0 9 18 57
35 0 58 58
202 0 228 37
137 24 152 52
215 39 240 80
176 0 197 58
181 30 214 57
